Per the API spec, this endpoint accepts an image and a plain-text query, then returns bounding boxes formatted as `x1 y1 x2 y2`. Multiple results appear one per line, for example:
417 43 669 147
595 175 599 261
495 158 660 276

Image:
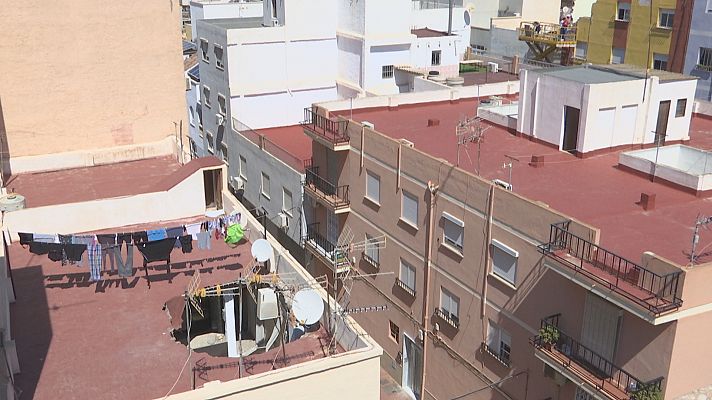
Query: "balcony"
530 315 663 400
395 278 416 297
303 161 350 214
301 108 350 151
303 223 350 274
539 222 682 316
434 308 459 329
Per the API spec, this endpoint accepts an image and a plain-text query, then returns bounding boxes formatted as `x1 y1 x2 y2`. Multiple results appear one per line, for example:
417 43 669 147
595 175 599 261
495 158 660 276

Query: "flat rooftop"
201 17 265 30
411 28 451 38
255 125 313 171
334 101 712 265
536 64 697 84
10 216 333 399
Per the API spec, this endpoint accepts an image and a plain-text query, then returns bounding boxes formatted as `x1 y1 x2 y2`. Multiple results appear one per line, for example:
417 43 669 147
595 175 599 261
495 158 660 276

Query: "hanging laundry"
33 233 58 243
72 235 96 267
179 235 193 253
137 238 175 263
166 226 184 248
185 223 201 240
96 234 117 273
224 224 244 245
196 231 211 250
88 243 102 282
132 231 149 244
63 244 87 262
117 233 132 248
116 244 134 278
58 234 73 244
18 233 33 245
147 228 168 242
29 241 53 255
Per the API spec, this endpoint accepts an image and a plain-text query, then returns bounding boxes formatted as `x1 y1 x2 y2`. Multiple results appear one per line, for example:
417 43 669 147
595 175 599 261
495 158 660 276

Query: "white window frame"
389 320 400 344
217 94 227 116
200 38 210 62
203 85 211 108
364 233 380 266
491 239 518 287
658 8 674 29
382 65 394 79
206 131 215 154
261 172 271 199
698 47 712 70
675 99 687 118
239 155 247 180
431 50 442 66
214 44 224 70
189 106 195 127
401 190 419 228
616 2 631 21
652 53 668 71
399 259 416 293
486 320 512 366
366 170 380 205
442 212 464 253
282 187 293 216
440 287 459 324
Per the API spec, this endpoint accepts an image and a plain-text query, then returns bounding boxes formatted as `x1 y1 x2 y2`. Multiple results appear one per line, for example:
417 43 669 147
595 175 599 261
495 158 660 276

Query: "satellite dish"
251 239 273 262
292 289 324 325
463 10 471 26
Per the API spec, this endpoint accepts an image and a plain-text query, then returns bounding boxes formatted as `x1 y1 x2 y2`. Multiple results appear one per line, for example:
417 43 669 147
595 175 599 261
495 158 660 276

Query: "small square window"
389 321 400 343
399 259 416 292
366 170 380 204
653 53 668 71
616 2 631 21
203 86 211 108
364 233 380 266
675 99 687 118
261 172 271 198
214 45 224 70
431 50 442 66
218 94 227 116
382 65 394 79
206 131 214 154
239 156 247 180
611 47 625 64
491 239 518 286
200 38 210 62
658 8 674 29
401 190 419 227
282 188 293 215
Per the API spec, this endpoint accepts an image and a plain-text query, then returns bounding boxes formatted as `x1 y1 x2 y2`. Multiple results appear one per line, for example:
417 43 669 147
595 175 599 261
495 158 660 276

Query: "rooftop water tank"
0 194 25 212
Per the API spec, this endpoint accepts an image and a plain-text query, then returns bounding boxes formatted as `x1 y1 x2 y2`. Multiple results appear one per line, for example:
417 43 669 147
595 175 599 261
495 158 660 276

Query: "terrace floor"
9 216 331 399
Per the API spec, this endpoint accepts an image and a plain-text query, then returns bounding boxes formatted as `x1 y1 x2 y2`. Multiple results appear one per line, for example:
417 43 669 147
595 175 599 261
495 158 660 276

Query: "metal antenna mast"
456 115 489 175
691 215 712 265
503 154 519 189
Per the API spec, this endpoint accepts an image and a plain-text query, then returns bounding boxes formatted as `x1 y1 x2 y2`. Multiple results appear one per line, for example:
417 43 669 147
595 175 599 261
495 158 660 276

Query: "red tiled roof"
257 125 313 165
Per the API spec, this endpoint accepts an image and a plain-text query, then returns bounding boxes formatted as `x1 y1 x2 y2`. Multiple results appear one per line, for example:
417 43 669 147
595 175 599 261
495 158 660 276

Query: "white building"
517 65 698 156
189 0 263 41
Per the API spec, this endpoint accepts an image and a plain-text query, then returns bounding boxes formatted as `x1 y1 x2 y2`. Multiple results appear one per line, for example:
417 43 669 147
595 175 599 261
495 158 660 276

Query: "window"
219 143 228 165
382 65 394 79
658 8 674 28
399 259 416 293
401 190 418 227
653 53 668 71
611 47 625 64
366 170 380 204
189 138 198 159
431 50 442 66
617 2 631 21
491 239 518 286
675 99 687 118
282 188 293 215
389 321 400 343
486 320 512 366
189 106 195 127
364 233 380 266
200 38 210 62
203 86 211 108
206 131 214 153
239 155 247 180
214 45 224 70
218 94 227 116
575 42 588 58
442 212 464 252
440 288 459 325
261 172 270 198
698 47 712 70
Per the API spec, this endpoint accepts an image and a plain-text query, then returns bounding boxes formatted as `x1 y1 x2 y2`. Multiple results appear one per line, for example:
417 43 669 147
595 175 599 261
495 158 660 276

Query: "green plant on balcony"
631 383 663 400
538 324 560 348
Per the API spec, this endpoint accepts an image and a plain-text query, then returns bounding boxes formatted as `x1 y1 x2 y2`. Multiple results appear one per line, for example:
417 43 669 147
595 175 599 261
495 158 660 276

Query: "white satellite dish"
292 289 324 325
251 239 273 263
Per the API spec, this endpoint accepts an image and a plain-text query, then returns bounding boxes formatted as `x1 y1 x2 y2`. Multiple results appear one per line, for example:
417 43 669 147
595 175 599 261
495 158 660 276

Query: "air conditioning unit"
492 179 513 191
271 17 280 27
362 121 375 129
399 138 414 148
257 288 279 320
488 62 499 73
229 176 245 191
216 114 225 125
277 212 289 229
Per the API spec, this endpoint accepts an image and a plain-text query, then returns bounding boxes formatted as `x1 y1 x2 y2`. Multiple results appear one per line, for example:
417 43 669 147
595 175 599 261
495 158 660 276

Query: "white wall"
364 44 411 95
645 79 697 144
410 36 460 75
364 0 411 38
338 35 363 88
465 0 499 29
411 7 471 57
337 0 366 35
190 1 264 41
231 87 337 129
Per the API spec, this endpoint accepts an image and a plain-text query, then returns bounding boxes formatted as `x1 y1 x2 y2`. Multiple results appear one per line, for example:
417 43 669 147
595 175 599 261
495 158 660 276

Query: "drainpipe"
420 180 439 399
481 185 494 368
447 0 454 35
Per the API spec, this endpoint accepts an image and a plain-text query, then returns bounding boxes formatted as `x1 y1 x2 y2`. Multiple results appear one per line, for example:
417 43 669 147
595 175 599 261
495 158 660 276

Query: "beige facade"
0 0 187 170
300 106 712 400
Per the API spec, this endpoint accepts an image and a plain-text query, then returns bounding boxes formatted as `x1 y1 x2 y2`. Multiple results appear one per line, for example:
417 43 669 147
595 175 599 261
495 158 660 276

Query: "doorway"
655 100 671 145
562 106 581 153
204 169 223 210
402 334 423 399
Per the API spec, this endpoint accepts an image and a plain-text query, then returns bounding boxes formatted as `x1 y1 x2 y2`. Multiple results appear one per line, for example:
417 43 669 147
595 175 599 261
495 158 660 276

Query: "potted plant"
631 383 663 400
538 324 560 349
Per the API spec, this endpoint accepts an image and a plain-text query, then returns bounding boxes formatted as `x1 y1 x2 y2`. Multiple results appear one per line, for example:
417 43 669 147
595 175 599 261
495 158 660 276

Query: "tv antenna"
691 215 712 265
456 115 490 175
503 154 520 189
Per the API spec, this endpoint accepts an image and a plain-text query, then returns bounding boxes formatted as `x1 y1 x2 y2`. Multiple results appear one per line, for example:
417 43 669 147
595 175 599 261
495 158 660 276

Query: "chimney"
639 192 656 211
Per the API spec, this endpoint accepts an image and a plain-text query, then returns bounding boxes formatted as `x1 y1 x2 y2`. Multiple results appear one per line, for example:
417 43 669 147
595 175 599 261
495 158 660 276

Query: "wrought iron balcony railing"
301 108 349 145
304 164 350 210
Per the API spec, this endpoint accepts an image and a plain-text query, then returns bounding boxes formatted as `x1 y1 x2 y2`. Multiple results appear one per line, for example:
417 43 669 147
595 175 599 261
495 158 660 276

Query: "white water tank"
0 194 25 212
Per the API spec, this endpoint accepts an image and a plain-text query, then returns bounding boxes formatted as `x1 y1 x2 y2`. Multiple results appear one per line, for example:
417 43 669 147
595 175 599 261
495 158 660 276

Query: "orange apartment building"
291 96 712 400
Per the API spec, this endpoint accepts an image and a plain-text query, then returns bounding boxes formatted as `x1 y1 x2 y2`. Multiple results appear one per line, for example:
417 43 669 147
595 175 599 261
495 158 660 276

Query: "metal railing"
540 222 682 315
482 342 512 367
434 308 459 328
303 223 347 266
412 0 463 9
518 21 577 44
395 278 416 297
305 165 350 207
531 315 663 396
301 108 349 145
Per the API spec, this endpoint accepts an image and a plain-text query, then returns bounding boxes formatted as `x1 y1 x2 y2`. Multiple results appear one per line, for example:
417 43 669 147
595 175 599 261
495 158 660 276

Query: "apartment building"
189 0 263 41
681 0 712 101
575 0 682 70
0 0 187 176
297 93 712 400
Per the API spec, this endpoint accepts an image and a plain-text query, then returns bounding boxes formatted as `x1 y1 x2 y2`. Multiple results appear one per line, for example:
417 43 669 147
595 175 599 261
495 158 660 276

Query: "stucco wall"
0 0 186 161
682 0 712 102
